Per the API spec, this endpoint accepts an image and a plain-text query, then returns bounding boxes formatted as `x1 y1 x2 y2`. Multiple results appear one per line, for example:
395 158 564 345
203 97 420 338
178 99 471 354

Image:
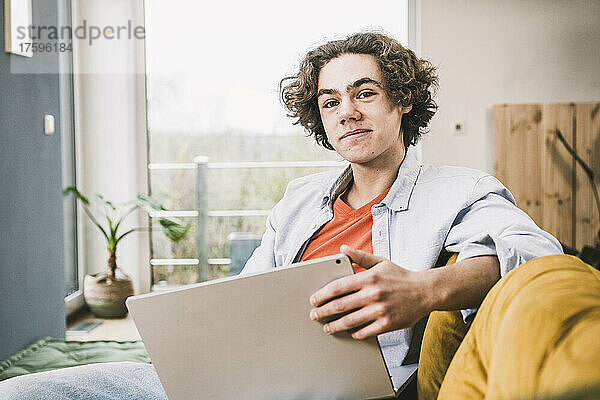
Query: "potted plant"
64 186 190 318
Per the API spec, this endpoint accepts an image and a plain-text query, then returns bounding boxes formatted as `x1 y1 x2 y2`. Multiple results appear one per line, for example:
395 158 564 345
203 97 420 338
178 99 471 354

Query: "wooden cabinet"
494 103 600 250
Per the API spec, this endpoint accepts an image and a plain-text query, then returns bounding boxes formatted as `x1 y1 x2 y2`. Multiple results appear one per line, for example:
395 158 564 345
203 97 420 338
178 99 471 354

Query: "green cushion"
0 337 149 381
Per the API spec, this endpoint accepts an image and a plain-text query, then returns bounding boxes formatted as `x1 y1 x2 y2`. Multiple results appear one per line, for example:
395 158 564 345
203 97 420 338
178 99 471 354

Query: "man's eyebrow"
317 77 383 99
316 88 338 98
347 77 382 92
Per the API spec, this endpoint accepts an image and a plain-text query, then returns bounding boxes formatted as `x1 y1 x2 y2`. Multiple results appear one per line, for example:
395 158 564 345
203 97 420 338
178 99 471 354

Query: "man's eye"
357 91 376 99
322 99 339 109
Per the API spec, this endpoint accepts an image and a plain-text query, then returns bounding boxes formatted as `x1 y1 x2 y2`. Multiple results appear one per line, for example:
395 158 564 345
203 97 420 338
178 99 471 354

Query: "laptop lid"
127 254 402 400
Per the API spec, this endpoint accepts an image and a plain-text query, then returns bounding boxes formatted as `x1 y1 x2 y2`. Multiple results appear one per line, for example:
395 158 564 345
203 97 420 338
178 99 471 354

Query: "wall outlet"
452 121 465 135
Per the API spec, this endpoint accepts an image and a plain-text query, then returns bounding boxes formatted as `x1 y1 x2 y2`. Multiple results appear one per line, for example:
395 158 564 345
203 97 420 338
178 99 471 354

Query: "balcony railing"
149 157 346 283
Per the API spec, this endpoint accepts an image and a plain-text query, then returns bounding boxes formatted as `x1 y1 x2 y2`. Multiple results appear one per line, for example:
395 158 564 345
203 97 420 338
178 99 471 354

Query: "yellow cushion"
417 310 470 400
438 255 600 399
417 253 470 400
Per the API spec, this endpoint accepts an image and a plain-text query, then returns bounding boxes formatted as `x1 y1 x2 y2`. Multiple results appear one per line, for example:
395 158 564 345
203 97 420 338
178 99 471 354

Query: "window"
61 0 78 300
144 1 409 288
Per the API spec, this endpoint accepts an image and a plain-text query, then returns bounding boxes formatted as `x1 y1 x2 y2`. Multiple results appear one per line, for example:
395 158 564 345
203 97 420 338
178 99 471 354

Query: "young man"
0 32 568 399
241 32 562 369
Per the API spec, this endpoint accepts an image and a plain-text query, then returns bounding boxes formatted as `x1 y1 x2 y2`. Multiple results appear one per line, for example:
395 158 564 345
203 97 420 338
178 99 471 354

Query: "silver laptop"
126 254 417 400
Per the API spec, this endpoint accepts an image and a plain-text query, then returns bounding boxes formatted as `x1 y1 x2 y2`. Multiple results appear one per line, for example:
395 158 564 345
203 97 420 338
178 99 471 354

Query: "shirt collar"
320 149 422 212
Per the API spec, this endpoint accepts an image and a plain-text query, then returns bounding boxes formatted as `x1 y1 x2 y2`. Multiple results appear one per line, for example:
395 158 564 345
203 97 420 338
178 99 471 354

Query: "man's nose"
338 99 362 124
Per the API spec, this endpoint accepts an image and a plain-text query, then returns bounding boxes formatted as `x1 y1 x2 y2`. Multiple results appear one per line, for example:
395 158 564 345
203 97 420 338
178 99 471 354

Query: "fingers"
309 290 367 322
349 318 391 340
319 304 382 336
340 245 385 269
309 248 401 338
310 274 361 307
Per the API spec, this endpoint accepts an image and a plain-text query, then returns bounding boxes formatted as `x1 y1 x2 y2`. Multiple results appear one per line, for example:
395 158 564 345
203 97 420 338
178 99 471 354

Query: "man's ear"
401 105 413 115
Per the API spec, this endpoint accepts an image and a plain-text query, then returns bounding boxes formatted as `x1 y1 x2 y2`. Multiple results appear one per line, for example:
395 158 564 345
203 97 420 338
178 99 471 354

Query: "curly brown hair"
280 32 438 150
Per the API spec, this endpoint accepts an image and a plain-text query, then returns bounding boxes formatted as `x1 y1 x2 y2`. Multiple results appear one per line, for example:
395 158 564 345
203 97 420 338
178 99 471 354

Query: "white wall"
419 0 600 173
72 0 150 293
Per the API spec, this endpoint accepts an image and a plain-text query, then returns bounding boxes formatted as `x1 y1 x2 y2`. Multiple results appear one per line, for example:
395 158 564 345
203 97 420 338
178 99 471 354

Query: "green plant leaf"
84 208 109 241
65 189 190 246
64 186 109 240
159 217 191 242
107 236 116 253
136 194 190 242
115 227 138 245
107 216 118 239
137 193 167 212
114 204 140 236
94 193 118 224
63 186 90 205
95 193 117 210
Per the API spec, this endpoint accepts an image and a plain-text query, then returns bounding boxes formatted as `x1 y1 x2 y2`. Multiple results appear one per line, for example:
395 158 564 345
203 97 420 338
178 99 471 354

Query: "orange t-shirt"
300 186 391 273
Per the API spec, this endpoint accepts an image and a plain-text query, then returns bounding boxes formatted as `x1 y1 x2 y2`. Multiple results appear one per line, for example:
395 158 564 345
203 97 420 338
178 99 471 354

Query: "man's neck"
342 148 406 210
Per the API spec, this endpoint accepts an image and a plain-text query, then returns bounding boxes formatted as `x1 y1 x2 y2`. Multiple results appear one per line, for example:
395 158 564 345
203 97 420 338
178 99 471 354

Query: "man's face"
317 53 411 166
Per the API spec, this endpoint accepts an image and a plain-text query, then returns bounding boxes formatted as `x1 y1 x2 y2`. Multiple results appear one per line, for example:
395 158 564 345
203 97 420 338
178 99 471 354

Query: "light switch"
44 114 55 135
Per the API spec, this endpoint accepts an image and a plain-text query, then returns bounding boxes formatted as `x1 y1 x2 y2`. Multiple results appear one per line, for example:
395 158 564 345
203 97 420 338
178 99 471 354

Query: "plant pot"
84 270 134 318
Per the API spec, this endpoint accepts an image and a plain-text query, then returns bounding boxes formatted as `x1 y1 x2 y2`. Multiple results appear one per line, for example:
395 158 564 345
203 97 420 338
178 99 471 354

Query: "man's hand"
309 245 501 340
308 245 434 340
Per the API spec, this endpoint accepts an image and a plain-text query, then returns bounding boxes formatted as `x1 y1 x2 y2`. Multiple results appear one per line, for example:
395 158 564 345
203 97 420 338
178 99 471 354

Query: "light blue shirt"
242 149 563 368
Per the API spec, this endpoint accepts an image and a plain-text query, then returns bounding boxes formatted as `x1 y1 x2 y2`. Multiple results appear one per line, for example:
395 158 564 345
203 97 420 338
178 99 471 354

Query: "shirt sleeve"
443 174 564 320
240 202 278 275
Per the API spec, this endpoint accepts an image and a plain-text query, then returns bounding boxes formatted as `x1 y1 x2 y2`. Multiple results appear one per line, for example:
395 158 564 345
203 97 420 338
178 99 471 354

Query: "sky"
144 0 409 136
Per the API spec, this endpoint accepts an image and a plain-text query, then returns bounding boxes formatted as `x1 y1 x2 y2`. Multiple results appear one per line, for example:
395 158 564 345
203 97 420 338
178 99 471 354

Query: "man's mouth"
340 129 372 140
